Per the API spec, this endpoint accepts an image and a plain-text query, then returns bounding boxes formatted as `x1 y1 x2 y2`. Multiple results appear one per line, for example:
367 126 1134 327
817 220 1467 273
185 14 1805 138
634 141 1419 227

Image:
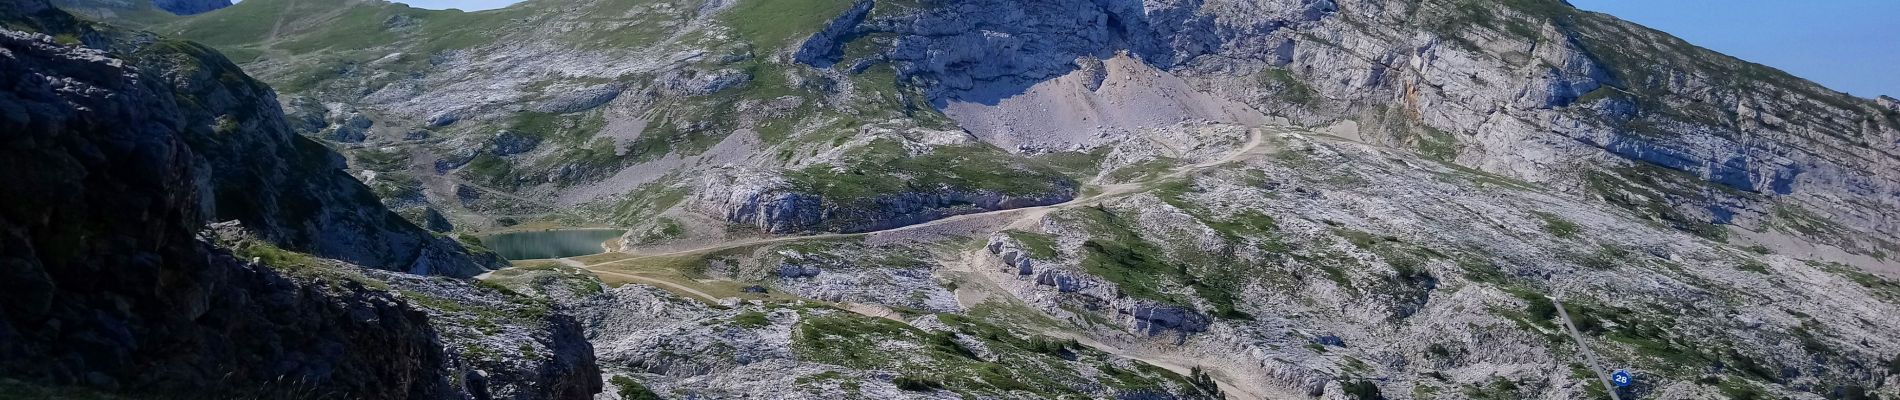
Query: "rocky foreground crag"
0 1 596 397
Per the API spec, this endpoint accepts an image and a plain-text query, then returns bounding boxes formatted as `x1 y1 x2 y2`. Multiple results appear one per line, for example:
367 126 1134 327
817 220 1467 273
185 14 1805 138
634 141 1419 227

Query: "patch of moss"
1257 68 1316 105
1736 259 1770 274
733 310 771 329
1535 212 1580 238
609 376 662 400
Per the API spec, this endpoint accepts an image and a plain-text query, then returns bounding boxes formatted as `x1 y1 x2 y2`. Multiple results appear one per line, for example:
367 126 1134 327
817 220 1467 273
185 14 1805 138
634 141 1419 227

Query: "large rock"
531 83 623 114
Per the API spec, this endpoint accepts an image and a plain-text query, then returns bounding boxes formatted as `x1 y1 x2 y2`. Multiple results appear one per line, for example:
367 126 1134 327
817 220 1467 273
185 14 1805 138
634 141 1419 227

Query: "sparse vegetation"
609 376 662 400
1737 259 1770 274
1535 212 1581 238
720 0 860 48
1002 230 1060 259
789 309 1196 397
1340 379 1382 400
892 375 944 391
1257 68 1316 105
733 310 771 328
786 140 1073 218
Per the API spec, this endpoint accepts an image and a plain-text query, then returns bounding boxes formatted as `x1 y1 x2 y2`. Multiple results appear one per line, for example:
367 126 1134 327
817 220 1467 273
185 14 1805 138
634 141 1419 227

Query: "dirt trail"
264 0 294 44
942 246 1271 400
587 127 1273 270
517 127 1279 398
590 269 719 303
1049 330 1272 400
842 303 905 322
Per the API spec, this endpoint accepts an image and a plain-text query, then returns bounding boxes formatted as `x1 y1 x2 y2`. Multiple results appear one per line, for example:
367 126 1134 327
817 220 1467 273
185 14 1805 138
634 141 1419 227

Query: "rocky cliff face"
21 0 501 277
0 20 441 396
48 0 228 20
141 36 503 277
149 0 224 14
0 3 594 397
802 0 1900 261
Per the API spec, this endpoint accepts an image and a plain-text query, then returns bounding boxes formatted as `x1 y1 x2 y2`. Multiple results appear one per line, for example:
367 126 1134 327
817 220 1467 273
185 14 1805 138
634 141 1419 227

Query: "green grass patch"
733 310 771 328
720 0 859 48
785 139 1072 210
1535 212 1580 238
1001 230 1059 259
790 310 1190 397
1032 147 1111 178
609 376 662 400
610 180 690 225
1153 179 1279 241
1736 259 1770 274
1257 68 1316 105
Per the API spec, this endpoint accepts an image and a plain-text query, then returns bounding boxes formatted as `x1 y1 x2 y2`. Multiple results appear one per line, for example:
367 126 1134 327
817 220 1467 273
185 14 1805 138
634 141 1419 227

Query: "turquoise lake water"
480 229 624 260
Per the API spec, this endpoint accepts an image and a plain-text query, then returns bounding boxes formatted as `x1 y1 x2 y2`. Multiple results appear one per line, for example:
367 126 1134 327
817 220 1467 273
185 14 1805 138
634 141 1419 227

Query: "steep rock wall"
0 22 450 396
0 5 595 397
807 0 1900 256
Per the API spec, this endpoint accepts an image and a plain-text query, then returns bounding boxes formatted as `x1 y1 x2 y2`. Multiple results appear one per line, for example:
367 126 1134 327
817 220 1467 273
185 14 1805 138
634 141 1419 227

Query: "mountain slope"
51 0 1900 398
50 0 227 26
131 0 1899 275
813 0 1900 270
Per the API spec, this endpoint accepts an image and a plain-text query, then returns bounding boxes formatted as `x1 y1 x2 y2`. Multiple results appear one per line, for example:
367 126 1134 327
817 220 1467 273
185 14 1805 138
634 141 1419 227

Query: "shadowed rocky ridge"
0 2 595 397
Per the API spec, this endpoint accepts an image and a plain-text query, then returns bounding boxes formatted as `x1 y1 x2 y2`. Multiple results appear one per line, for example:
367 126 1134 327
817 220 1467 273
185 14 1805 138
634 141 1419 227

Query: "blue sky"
384 0 1898 98
1569 0 1897 98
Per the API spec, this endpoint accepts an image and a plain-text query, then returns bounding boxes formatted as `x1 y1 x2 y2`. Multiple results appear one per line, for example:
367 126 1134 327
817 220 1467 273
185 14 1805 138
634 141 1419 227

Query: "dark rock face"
0 21 448 397
1126 303 1212 336
1 13 500 277
531 84 624 113
0 7 596 398
364 271 604 400
491 130 541 156
777 264 823 279
138 39 499 277
151 0 228 15
48 0 229 16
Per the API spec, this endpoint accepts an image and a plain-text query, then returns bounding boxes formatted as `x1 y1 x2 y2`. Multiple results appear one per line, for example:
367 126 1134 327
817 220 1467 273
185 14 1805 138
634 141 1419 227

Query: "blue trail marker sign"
1610 370 1633 387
